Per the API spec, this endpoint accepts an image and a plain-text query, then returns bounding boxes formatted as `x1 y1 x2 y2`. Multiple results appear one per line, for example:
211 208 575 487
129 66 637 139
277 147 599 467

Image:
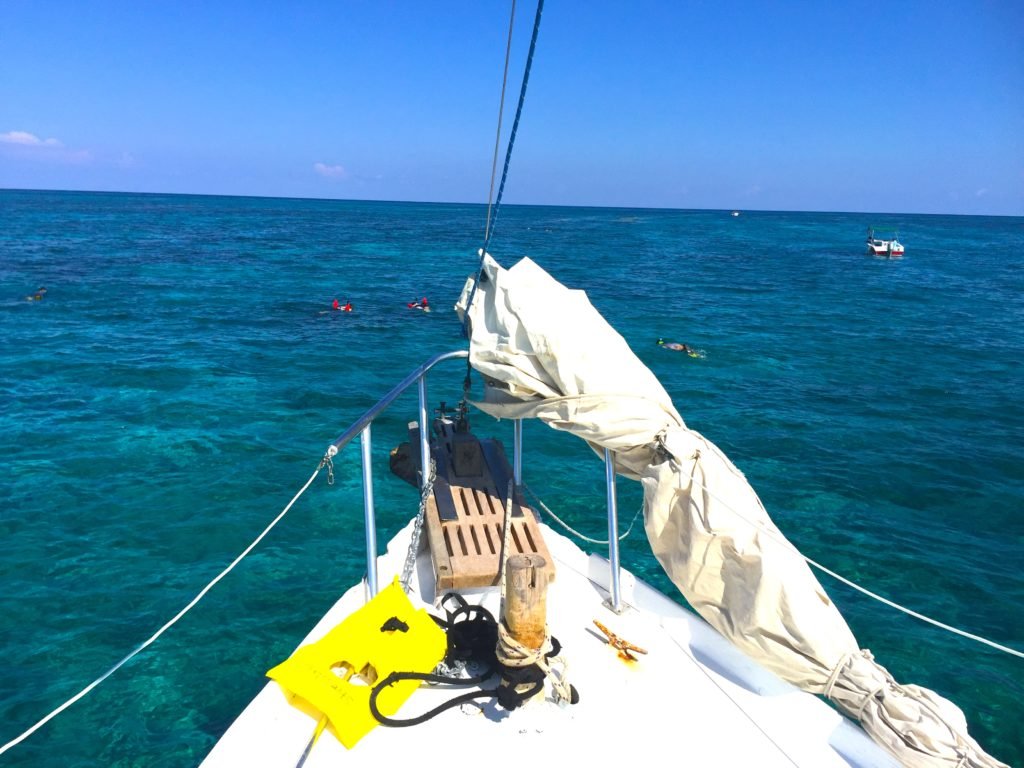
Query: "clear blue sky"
2 1 1021 215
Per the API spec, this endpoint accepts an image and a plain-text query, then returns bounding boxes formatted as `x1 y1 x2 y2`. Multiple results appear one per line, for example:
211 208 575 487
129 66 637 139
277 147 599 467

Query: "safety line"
677 458 1024 660
523 482 642 544
0 463 325 756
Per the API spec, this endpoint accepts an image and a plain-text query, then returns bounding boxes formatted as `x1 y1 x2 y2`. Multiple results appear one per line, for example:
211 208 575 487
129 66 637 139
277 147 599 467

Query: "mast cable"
461 0 545 338
484 0 517 247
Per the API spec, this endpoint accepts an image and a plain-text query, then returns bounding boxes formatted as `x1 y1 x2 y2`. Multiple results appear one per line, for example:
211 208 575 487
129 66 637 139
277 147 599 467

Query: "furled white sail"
455 253 1006 768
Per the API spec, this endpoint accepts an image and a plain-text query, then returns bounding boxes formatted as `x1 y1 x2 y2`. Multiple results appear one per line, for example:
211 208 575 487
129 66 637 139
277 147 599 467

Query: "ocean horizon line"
3 186 1020 221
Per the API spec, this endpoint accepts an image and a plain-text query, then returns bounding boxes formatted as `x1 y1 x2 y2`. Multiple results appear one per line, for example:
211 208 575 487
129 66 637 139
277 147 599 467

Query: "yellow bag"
267 577 446 748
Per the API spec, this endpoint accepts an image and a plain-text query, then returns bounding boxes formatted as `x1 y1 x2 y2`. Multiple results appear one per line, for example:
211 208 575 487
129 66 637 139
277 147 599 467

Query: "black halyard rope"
481 0 545 258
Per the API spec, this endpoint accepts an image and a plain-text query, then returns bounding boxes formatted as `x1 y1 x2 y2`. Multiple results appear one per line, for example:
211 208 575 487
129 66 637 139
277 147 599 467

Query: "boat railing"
325 349 624 612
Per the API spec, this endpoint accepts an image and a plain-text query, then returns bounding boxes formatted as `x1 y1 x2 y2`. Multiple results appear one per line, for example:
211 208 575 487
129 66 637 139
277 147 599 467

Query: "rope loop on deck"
495 620 576 705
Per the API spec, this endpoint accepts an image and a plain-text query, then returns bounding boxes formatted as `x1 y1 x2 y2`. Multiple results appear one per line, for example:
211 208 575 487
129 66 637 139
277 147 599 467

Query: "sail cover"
456 254 1006 768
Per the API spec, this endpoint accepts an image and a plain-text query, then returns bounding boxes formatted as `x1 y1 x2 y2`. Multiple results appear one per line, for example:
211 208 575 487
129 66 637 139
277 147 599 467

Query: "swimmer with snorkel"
658 338 703 358
657 337 690 353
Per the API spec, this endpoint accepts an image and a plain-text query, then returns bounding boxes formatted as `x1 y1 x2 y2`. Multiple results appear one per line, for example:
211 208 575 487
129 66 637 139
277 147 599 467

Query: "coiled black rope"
368 592 575 727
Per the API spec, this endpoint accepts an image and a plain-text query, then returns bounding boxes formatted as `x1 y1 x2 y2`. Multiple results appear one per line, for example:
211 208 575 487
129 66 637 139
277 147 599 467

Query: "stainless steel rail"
326 350 470 456
325 350 622 605
604 448 623 613
325 350 468 595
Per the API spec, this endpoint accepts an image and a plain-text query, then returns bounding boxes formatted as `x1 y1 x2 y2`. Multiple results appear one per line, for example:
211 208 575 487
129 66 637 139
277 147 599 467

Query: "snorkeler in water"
26 286 47 301
657 338 690 353
658 338 704 358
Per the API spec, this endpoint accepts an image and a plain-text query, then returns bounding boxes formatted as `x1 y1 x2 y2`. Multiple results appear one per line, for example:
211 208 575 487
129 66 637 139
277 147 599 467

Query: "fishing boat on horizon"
866 227 905 257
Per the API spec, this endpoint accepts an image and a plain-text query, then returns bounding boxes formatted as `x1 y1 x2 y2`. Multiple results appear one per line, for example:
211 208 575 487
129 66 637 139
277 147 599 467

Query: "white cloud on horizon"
0 130 63 147
313 162 347 179
0 130 95 166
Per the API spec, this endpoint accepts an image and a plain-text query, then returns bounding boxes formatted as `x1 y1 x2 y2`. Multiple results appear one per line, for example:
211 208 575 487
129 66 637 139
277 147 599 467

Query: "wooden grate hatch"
404 416 555 592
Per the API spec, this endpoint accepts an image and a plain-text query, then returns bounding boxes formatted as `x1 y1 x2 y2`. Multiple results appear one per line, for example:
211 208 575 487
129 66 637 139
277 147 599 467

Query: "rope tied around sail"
823 650 855 700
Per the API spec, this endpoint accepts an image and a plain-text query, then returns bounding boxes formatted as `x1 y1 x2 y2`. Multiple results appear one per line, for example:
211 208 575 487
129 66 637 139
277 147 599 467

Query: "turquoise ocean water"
1 189 1022 766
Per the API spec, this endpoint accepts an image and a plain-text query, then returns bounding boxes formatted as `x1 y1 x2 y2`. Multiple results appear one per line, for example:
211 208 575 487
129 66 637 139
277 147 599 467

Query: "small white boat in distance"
730 210 740 216
866 227 904 257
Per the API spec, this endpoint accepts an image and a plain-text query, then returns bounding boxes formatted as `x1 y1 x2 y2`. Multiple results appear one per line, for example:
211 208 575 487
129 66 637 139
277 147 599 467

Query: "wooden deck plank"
419 417 556 591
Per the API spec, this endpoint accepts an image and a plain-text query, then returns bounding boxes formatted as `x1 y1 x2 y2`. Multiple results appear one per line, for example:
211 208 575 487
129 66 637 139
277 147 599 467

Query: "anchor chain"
401 456 436 593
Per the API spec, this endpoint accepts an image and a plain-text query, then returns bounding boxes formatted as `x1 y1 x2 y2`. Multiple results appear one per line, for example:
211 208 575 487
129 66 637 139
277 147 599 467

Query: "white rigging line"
484 0 516 244
677 462 1024 660
0 464 325 757
804 555 1023 659
523 482 642 544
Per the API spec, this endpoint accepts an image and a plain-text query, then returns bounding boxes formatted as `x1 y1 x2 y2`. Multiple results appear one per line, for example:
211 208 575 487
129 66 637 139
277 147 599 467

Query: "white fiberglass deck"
202 522 898 767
